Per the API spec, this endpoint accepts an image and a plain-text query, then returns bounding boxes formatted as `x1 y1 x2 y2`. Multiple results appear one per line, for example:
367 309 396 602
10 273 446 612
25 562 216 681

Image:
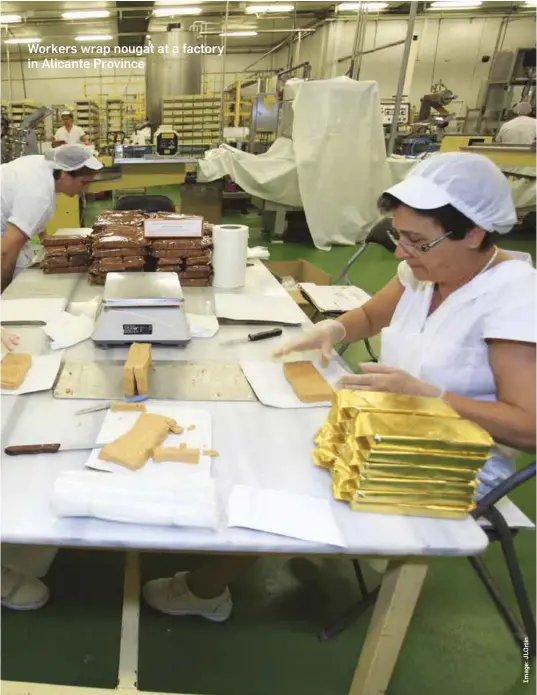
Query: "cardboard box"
264 260 331 314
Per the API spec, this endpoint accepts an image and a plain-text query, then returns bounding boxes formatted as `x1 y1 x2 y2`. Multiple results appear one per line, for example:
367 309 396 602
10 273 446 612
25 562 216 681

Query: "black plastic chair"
312 218 395 361
115 195 175 213
319 462 536 653
469 461 536 656
332 217 396 287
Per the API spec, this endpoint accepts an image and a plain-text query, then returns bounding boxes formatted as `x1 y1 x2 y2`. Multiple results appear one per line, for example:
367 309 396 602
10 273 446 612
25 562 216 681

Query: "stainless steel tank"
146 25 202 126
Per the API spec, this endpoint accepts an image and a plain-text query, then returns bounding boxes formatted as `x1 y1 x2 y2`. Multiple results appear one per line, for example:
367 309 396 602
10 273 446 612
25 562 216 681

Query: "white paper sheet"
43 311 94 350
240 360 348 408
215 294 305 326
299 284 371 313
1 352 64 396
85 403 212 476
186 313 220 339
1 298 67 325
227 485 347 548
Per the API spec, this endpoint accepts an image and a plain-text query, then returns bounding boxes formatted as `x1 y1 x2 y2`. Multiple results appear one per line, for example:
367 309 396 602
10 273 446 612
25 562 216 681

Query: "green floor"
3 186 535 694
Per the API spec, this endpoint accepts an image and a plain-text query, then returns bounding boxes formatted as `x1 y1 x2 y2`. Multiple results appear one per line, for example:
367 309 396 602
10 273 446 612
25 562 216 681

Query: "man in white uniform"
1 144 103 291
53 109 89 147
496 101 536 145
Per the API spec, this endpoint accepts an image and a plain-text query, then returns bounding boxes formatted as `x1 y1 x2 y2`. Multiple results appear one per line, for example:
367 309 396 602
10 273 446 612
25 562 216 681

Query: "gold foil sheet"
312 390 489 519
353 490 474 507
334 390 461 419
357 460 479 483
357 437 488 467
350 500 474 520
356 476 477 496
354 413 493 455
331 462 476 500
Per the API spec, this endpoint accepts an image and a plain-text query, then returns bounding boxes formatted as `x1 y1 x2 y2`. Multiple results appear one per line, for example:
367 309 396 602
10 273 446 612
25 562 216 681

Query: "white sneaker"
143 571 232 622
1 566 50 611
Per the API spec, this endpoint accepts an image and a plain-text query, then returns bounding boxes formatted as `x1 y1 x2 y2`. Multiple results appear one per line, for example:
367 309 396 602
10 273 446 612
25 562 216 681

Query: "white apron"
379 256 519 496
14 242 35 278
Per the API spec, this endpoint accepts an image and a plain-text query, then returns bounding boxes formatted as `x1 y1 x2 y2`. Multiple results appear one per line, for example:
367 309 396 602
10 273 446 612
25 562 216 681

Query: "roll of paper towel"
212 224 249 289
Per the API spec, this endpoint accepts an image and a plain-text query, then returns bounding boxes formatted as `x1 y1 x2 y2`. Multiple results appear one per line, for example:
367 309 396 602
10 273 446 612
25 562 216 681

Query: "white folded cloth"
52 470 219 530
186 313 220 339
247 246 270 261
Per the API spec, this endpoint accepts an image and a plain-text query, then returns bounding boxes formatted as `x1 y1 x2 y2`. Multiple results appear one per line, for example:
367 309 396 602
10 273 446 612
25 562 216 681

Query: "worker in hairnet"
143 153 535 623
52 109 90 147
1 144 103 292
496 102 536 145
0 145 103 611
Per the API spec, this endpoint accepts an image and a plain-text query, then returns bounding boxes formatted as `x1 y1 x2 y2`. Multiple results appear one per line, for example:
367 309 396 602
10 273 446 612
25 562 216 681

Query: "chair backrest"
471 462 536 520
365 218 396 254
115 195 175 213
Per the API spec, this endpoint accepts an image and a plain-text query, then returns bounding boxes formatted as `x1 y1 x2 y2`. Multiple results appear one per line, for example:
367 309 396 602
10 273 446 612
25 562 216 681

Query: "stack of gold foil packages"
313 391 493 519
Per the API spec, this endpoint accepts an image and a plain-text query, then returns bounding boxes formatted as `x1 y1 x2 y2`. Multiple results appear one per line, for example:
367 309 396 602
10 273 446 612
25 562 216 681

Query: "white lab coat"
380 257 536 496
54 124 87 145
1 155 57 275
496 116 536 145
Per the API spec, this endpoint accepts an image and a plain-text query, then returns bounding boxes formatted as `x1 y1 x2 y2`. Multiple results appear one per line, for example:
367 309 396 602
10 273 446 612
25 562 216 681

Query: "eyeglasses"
387 228 452 255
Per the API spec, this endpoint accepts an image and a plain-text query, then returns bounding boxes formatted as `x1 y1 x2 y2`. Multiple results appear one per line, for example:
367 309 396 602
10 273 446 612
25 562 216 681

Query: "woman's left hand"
337 362 443 398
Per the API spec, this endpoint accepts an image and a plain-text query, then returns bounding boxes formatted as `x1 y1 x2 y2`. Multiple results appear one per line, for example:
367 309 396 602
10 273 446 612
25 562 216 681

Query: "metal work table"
1 263 488 695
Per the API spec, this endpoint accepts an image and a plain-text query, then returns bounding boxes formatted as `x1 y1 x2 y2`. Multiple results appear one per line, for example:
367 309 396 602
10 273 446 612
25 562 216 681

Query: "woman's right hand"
1 329 20 352
273 319 346 365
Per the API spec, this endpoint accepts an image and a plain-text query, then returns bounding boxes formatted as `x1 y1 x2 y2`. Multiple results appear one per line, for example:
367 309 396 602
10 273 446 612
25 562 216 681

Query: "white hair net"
384 152 517 234
44 145 103 172
513 102 532 116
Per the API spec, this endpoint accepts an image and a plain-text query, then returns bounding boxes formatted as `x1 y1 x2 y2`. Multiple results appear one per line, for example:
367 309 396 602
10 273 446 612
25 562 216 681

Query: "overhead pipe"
218 0 230 144
337 38 406 63
241 17 324 74
349 4 367 80
388 0 418 155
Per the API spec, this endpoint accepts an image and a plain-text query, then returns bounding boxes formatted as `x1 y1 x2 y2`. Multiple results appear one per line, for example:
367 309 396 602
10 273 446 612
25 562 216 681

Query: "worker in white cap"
276 152 535 498
1 145 103 611
141 152 536 624
1 144 103 293
496 101 536 145
53 109 89 147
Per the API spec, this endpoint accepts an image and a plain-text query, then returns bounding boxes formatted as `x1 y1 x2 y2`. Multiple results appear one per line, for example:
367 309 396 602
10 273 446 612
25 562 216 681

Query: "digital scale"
92 272 191 347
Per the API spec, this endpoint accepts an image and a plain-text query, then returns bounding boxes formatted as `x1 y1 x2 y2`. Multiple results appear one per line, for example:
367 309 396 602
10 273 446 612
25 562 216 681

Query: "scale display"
123 324 153 335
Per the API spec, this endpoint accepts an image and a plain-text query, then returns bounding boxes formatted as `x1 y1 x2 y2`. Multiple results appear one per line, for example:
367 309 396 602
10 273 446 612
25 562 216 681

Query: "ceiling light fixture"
219 30 259 37
245 5 295 14
428 1 483 9
337 3 389 12
75 35 114 42
152 6 203 16
4 37 41 44
62 10 111 20
0 14 22 24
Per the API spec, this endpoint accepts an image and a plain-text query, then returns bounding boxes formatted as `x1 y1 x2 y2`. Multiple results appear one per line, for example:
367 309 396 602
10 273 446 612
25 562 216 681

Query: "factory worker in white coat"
141 153 535 625
277 152 536 498
496 101 536 145
1 145 102 611
53 109 90 147
1 144 103 291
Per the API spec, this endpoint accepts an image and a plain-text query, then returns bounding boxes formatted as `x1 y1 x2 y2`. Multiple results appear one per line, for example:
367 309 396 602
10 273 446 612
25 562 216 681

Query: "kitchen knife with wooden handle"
5 443 96 456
